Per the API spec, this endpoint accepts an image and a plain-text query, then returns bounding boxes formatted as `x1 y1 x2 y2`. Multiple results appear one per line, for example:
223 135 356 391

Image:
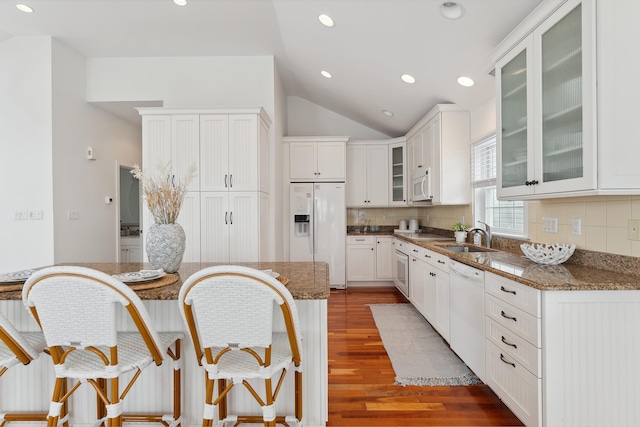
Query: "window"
472 135 527 237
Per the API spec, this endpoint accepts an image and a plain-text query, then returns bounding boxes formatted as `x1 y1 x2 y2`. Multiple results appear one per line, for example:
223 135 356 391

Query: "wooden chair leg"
173 340 181 424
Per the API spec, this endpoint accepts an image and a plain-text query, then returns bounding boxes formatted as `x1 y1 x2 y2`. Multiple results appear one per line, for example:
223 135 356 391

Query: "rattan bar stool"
179 265 303 427
0 311 57 426
22 266 183 427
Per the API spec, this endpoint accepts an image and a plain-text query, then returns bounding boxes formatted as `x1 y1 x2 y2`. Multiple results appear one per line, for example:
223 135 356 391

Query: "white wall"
273 64 287 261
51 39 142 263
0 37 54 272
469 97 496 142
287 96 390 139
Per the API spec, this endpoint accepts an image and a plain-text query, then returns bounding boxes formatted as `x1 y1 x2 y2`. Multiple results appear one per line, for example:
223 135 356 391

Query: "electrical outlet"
628 219 640 241
542 217 558 233
67 210 80 220
572 218 582 236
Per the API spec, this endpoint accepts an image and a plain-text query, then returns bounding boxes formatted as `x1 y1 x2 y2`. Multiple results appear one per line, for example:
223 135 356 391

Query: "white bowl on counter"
520 243 576 265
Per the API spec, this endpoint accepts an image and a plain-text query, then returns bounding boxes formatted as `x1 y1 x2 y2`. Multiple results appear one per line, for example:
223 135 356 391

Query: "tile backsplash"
349 195 640 258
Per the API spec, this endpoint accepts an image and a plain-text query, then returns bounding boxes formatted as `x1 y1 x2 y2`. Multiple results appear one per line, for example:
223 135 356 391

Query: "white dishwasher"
448 259 485 382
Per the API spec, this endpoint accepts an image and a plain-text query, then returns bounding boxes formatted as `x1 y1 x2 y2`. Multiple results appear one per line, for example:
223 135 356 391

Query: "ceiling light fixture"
401 74 416 84
173 0 187 6
16 4 34 12
318 14 334 28
321 70 332 79
440 2 464 20
382 110 394 117
457 76 475 87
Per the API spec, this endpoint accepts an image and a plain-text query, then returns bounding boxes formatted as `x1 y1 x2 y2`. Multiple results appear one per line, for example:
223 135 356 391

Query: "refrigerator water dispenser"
294 215 310 237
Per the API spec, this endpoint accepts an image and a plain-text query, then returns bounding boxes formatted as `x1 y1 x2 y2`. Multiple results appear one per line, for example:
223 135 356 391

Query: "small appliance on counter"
399 220 408 230
409 219 419 231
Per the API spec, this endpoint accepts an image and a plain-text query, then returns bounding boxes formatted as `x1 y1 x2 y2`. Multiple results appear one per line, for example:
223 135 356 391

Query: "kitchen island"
0 262 329 427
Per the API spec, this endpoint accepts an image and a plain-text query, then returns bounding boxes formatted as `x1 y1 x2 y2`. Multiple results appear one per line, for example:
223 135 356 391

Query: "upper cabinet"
406 104 470 205
346 142 389 207
495 0 640 200
285 136 348 181
389 139 407 206
496 0 595 199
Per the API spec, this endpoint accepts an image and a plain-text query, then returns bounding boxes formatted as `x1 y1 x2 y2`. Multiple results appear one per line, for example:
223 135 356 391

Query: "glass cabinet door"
389 142 406 205
539 4 583 183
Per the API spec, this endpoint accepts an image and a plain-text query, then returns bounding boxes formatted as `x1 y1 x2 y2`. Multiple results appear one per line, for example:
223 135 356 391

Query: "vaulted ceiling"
0 0 542 136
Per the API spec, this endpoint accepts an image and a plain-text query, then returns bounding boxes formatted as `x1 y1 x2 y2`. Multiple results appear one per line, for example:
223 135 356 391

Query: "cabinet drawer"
424 249 448 270
407 244 425 259
347 236 375 245
394 239 407 253
485 272 540 317
486 317 541 378
486 294 541 347
486 340 541 427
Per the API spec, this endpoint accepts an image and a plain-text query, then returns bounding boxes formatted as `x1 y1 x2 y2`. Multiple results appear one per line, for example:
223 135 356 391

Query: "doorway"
118 165 142 262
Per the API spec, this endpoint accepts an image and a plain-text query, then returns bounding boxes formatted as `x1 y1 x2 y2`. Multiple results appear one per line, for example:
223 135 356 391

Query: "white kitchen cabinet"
142 114 200 192
138 107 271 263
405 104 470 205
346 236 376 281
389 140 407 206
200 114 270 193
495 0 596 199
375 236 394 280
407 246 450 342
119 236 142 262
285 137 348 182
484 272 541 427
200 191 268 263
346 143 389 207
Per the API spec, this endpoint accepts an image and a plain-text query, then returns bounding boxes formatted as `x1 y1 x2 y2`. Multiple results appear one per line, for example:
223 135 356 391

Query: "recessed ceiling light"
440 2 464 20
321 70 332 79
401 74 416 84
173 0 187 6
382 110 394 117
457 76 475 87
318 14 334 28
16 4 34 13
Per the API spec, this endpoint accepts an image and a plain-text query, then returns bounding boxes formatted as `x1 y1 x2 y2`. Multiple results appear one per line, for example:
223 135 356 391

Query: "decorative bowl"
520 243 576 265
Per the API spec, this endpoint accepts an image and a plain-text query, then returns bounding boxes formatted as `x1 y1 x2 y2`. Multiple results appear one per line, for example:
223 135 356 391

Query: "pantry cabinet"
346 143 389 207
406 104 470 205
138 107 271 263
285 136 348 182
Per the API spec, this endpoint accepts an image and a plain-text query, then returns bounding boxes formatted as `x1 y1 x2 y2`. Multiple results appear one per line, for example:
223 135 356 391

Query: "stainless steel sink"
441 245 492 253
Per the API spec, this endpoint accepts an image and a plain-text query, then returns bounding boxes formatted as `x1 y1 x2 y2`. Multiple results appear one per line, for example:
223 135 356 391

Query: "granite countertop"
404 238 640 292
0 262 329 301
354 229 640 291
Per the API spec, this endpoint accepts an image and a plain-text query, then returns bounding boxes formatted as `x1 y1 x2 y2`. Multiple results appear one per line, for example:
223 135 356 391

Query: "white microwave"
412 168 432 202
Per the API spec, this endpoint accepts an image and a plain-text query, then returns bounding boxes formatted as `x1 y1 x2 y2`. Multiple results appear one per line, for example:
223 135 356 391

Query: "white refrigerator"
290 182 346 288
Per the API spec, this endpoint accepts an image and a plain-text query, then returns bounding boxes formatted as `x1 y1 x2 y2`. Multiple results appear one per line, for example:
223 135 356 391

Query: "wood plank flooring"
327 286 524 427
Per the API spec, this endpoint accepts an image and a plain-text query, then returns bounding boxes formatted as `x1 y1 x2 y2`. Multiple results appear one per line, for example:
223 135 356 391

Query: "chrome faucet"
468 221 492 248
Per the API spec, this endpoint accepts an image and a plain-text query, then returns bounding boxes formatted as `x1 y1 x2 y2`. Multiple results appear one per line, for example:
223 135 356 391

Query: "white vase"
145 223 186 273
454 231 467 244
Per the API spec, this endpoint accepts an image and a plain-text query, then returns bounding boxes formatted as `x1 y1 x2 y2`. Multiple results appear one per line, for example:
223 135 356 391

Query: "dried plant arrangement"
131 162 197 224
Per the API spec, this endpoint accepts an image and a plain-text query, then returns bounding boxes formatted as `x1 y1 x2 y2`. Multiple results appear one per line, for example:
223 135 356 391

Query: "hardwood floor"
327 286 523 427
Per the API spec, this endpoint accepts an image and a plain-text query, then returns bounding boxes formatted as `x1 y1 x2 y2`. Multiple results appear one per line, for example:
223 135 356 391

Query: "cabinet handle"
225 212 228 224
371 248 374 251
430 272 436 277
500 310 517 322
230 212 233 225
418 165 422 168
412 249 419 253
225 174 228 188
425 254 431 258
501 336 518 349
229 174 233 187
500 286 516 295
437 260 445 264
355 238 365 241
500 353 516 368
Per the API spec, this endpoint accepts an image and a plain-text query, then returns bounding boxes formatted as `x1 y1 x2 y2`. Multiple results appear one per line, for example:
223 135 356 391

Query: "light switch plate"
572 218 582 236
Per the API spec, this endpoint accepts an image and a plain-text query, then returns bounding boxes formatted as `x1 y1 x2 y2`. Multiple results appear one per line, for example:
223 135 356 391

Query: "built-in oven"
394 247 409 298
412 168 432 202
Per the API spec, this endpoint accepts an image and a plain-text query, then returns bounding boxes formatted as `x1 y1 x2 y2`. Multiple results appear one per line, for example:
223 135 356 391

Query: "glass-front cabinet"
496 0 595 199
389 140 407 206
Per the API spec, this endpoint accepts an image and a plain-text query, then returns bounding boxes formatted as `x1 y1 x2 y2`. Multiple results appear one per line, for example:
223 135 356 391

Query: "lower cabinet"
484 272 541 427
201 191 269 262
408 245 450 342
120 236 142 262
346 235 394 282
